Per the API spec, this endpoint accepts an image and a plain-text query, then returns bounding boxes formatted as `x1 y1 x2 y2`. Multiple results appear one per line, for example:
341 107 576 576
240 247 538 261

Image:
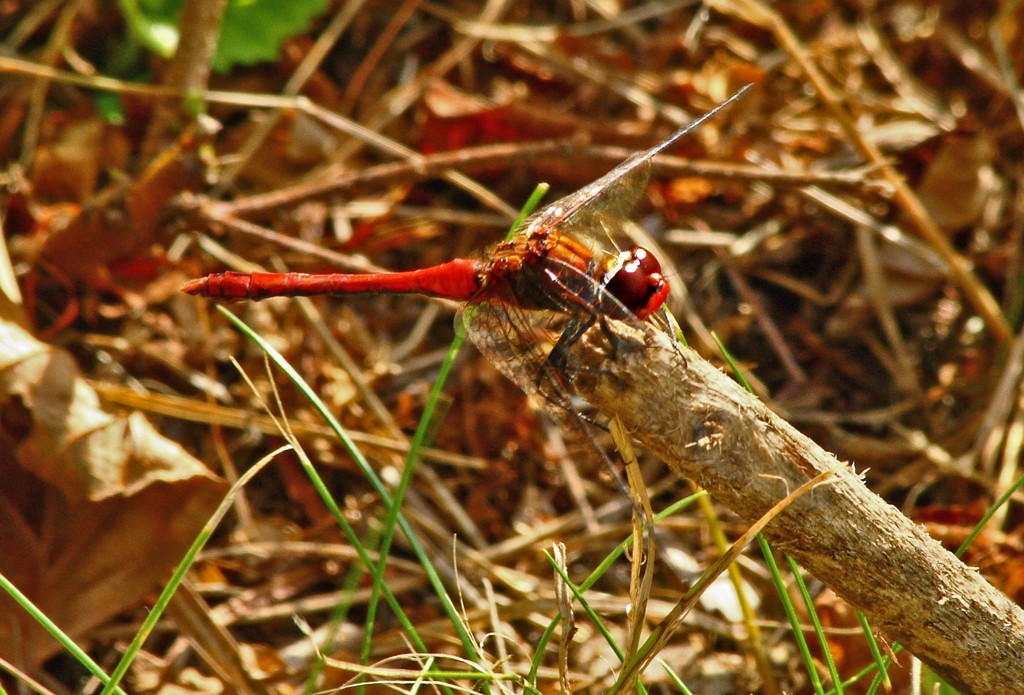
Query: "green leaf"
117 0 179 57
214 0 330 72
116 0 331 74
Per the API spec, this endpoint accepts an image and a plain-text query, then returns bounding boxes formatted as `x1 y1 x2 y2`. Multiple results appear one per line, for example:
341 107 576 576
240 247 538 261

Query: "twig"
573 321 1024 695
338 0 422 115
198 140 864 220
19 0 85 168
142 0 229 159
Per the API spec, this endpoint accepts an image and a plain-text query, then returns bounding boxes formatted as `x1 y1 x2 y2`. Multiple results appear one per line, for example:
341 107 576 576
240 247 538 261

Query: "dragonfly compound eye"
604 246 670 319
627 246 655 275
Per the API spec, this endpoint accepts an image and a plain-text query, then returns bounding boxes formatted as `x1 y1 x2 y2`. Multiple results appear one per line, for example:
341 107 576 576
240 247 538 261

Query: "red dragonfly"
184 87 748 405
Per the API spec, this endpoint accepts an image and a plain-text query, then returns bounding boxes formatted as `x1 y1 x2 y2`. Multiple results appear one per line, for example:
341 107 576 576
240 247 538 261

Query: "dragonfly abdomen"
182 259 486 302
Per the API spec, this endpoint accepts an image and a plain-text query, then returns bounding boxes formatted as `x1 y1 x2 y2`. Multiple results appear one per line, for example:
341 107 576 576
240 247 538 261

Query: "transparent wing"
459 254 650 504
525 85 752 251
530 157 652 249
459 253 640 415
459 278 572 412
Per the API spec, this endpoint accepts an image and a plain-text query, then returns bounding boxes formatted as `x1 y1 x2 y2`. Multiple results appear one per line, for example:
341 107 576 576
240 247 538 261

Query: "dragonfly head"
603 246 669 320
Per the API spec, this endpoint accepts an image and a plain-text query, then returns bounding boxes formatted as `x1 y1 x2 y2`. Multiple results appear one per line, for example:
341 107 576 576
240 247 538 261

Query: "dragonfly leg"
542 313 596 383
597 315 624 361
542 312 631 387
598 314 654 361
547 309 647 371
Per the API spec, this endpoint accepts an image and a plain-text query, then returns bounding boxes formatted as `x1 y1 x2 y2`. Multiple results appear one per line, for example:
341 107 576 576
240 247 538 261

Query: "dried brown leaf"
0 320 224 669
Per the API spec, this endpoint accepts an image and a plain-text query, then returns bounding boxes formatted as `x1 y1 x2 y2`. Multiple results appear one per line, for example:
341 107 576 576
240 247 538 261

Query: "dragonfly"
184 86 749 413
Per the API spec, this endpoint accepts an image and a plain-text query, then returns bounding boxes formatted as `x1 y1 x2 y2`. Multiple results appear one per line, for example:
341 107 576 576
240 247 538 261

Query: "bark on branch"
573 323 1024 694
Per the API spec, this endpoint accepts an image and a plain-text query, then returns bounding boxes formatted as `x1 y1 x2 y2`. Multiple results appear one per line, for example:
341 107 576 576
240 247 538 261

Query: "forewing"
525 85 752 252
527 151 653 253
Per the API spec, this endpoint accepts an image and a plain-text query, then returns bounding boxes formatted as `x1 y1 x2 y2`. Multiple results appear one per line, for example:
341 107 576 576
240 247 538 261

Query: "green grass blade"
759 537 823 695
956 472 1024 558
303 524 382 694
528 493 705 689
787 554 841 694
359 334 464 687
218 307 477 660
100 444 289 694
544 550 650 695
507 184 549 240
0 571 127 695
857 609 891 691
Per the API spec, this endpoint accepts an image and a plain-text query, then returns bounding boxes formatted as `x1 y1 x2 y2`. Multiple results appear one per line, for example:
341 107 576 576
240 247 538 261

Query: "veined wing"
459 260 575 412
459 249 641 413
522 85 751 253
459 249 655 504
460 87 751 410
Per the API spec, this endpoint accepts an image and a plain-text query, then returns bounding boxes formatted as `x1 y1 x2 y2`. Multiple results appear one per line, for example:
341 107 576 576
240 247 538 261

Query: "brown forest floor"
2 0 1024 693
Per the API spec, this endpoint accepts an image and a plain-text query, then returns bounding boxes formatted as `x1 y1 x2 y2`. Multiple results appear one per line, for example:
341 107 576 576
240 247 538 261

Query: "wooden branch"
572 323 1024 695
